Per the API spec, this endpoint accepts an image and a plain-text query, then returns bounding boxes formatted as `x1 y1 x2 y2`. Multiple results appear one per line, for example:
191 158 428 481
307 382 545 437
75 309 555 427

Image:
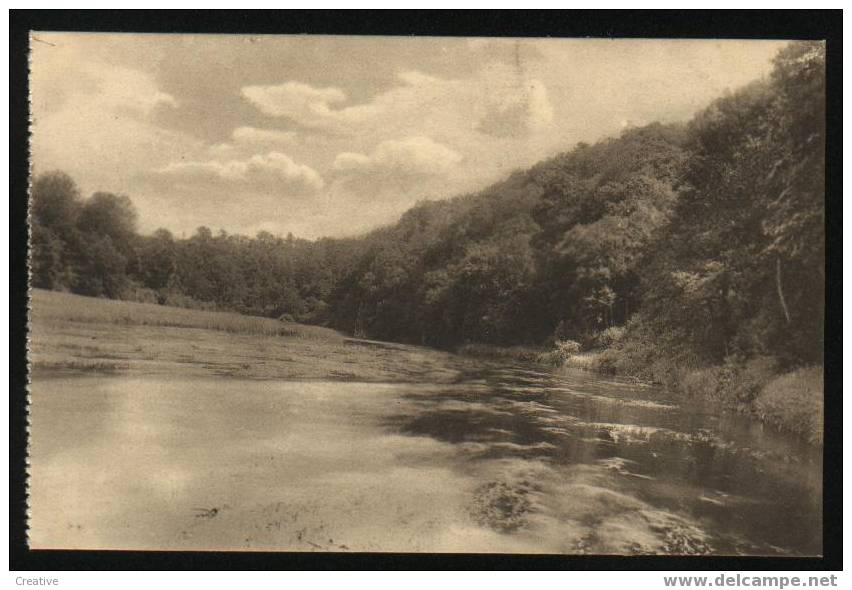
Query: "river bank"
565 349 823 446
456 344 823 446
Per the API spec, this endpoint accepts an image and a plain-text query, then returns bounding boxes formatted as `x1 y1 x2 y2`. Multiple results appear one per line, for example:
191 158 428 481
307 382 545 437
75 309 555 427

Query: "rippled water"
28 364 822 554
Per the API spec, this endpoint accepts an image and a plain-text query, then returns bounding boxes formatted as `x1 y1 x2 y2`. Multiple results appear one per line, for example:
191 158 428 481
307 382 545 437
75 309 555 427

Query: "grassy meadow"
28 289 473 383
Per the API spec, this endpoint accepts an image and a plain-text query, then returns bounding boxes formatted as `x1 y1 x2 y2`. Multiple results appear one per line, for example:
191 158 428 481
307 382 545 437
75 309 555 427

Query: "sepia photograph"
25 31 826 557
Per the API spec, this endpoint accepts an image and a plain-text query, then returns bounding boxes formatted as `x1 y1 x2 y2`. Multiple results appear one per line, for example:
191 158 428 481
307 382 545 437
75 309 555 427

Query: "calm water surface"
29 362 822 554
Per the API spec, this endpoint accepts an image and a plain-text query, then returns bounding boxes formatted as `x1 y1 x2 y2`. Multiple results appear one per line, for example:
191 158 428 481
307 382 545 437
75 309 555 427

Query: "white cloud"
206 126 299 160
333 136 462 177
29 41 194 202
242 81 346 116
333 152 372 172
240 66 553 142
158 151 324 193
241 81 383 129
96 64 178 115
30 39 178 119
231 126 298 146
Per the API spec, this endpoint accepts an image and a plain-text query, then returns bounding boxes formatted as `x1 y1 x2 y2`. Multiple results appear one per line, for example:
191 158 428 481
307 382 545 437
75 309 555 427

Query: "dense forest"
30 42 825 435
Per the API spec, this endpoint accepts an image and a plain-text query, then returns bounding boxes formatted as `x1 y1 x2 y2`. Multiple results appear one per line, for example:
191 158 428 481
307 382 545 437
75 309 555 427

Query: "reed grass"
755 367 824 445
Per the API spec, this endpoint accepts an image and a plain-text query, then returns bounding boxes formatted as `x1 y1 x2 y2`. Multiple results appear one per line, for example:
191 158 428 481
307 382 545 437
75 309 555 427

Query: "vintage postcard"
27 33 824 555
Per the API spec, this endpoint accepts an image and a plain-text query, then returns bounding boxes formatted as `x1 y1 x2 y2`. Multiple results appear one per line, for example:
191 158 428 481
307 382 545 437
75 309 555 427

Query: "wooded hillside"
30 42 825 384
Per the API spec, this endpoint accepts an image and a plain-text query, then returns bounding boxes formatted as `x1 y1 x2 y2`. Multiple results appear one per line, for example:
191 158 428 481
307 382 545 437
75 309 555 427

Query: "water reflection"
386 364 822 556
28 363 821 555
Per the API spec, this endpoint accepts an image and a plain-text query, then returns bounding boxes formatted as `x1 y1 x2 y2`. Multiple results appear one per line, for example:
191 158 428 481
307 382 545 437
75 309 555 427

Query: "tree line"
30 173 363 322
30 41 824 375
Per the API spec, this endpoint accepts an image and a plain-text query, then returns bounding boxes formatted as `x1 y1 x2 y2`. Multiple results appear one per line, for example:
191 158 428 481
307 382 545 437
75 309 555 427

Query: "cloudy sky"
30 34 787 239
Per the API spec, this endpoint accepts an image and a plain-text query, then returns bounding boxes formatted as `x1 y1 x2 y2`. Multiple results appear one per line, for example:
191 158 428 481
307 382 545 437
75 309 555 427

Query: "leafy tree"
29 223 66 289
627 41 825 369
77 192 138 256
134 228 177 293
31 170 82 236
30 171 83 290
71 234 128 298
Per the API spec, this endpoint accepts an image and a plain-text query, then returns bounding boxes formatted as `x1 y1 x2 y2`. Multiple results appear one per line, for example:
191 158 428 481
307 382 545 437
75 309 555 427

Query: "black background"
9 9 843 571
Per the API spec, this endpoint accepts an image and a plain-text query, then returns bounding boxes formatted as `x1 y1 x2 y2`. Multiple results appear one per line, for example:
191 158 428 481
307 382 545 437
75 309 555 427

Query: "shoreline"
456 343 824 447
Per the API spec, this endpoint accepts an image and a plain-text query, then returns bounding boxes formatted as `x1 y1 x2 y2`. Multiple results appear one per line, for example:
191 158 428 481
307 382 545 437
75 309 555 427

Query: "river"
28 362 822 554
